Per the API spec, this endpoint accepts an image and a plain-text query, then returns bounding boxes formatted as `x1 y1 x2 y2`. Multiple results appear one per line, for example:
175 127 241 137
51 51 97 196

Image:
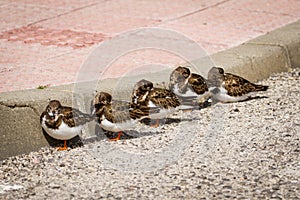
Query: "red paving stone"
0 0 299 92
0 25 107 49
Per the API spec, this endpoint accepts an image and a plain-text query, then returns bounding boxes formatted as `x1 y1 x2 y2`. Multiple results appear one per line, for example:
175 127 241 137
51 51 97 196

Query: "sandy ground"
0 68 299 199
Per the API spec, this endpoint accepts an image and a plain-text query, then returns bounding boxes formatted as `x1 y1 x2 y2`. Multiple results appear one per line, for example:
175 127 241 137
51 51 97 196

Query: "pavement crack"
245 55 254 71
0 102 40 116
159 0 231 24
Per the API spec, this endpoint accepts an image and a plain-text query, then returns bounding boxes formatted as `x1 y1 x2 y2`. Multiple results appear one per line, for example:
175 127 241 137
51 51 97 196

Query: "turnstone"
93 92 147 141
132 79 181 127
169 66 210 109
207 66 269 103
40 100 95 150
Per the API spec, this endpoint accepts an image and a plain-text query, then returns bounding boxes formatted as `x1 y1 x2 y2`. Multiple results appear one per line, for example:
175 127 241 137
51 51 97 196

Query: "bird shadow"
210 95 269 105
232 96 269 103
82 123 161 143
139 117 181 126
179 98 212 111
246 96 269 101
198 100 212 109
120 129 163 139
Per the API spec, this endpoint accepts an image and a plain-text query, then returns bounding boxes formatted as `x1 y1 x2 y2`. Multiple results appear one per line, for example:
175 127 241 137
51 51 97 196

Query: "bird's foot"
110 132 122 141
150 119 160 128
57 146 68 151
57 140 68 150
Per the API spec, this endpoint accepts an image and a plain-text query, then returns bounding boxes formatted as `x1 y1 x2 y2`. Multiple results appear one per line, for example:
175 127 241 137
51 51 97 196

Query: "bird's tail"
254 84 269 91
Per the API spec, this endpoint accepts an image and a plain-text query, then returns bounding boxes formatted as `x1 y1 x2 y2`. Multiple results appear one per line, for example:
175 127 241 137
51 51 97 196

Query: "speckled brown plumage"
40 100 94 129
169 66 208 96
133 79 180 110
40 100 95 148
40 111 62 129
148 87 181 109
224 73 268 97
188 73 209 95
207 66 269 102
169 66 190 94
131 79 153 106
93 91 150 140
131 79 181 126
93 92 148 125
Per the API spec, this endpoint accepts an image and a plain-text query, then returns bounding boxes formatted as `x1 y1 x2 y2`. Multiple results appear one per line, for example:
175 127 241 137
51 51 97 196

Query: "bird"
132 79 181 127
207 66 269 103
169 66 210 110
92 91 148 141
40 100 95 150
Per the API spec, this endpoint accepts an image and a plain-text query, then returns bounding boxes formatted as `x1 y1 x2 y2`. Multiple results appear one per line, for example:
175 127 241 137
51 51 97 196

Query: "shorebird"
207 66 269 103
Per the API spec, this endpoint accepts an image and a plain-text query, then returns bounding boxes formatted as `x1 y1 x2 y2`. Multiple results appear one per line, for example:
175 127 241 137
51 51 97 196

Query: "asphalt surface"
0 68 299 199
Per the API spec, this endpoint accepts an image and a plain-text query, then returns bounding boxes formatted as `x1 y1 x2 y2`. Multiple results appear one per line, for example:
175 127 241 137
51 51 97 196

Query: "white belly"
149 101 178 119
174 85 210 102
41 118 82 140
173 85 197 97
100 117 137 132
210 87 249 102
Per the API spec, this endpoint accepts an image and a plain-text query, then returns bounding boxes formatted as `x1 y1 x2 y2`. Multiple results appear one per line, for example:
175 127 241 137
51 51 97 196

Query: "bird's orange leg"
110 132 123 141
58 140 68 151
150 119 160 128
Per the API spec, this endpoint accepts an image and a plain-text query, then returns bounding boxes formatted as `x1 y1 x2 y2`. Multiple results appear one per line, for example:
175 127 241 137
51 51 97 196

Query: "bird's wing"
224 73 262 96
188 73 208 95
149 88 181 109
62 107 93 127
104 104 132 124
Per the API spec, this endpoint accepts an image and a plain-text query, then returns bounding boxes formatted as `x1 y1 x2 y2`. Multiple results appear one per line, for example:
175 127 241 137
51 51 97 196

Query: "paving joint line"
47 51 76 60
225 7 297 18
246 42 292 69
226 50 253 68
157 0 231 24
27 2 100 27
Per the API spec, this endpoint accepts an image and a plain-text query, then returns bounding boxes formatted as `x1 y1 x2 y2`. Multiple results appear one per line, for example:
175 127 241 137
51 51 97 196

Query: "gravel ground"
1 69 299 199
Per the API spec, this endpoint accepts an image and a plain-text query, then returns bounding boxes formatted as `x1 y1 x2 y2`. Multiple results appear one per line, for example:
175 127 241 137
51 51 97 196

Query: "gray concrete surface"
0 68 299 199
0 20 299 160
